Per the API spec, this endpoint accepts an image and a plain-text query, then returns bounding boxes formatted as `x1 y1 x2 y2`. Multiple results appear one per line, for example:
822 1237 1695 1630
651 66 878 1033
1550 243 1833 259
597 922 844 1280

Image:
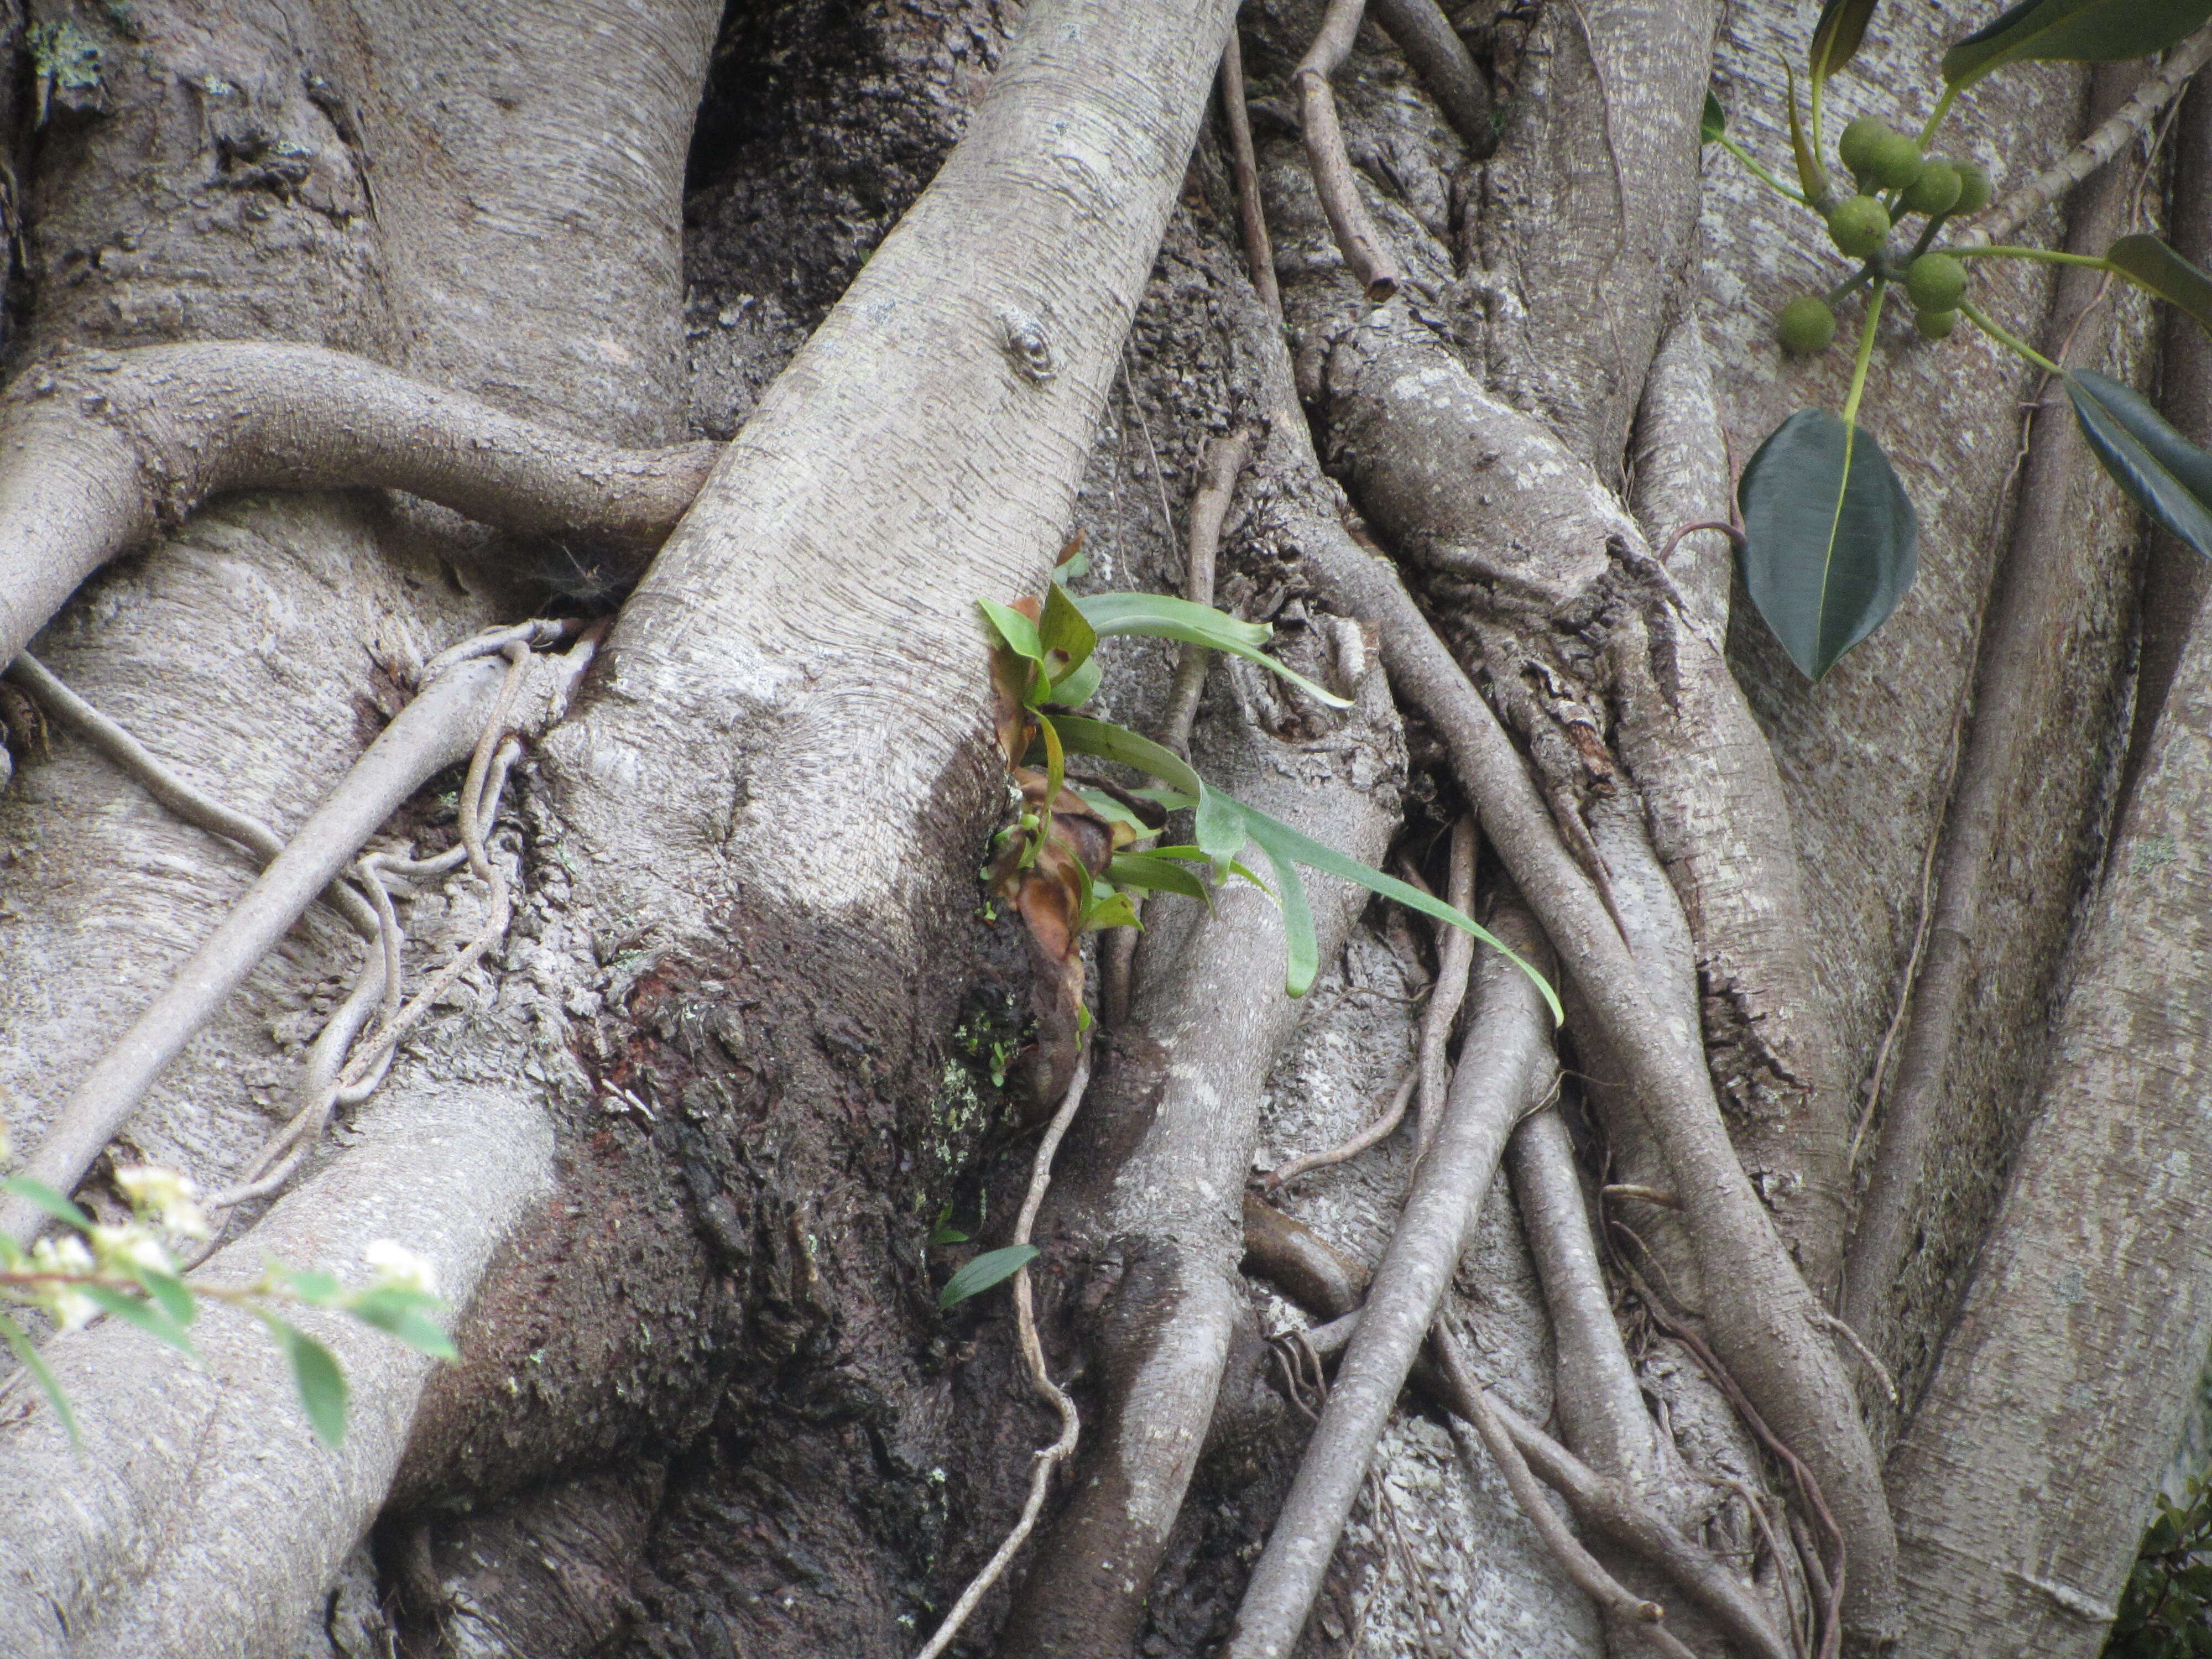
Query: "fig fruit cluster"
1776 116 1991 356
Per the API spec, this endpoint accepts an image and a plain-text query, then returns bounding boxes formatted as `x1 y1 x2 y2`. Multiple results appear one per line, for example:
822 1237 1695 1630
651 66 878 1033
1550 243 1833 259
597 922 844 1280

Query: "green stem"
1961 298 2063 375
1717 132 1810 205
1827 264 1876 306
1841 281 1887 426
1908 210 1954 260
1952 244 2113 270
1918 82 1961 148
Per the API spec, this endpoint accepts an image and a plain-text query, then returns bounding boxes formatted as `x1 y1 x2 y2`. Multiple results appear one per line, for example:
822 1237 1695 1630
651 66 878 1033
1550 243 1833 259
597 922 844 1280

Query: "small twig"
1220 28 1284 323
1814 1311 1898 1410
1262 1064 1418 1190
1970 26 2212 244
1437 1332 1698 1659
1296 0 1402 302
1413 814 1478 1161
1599 1182 1679 1209
912 1051 1092 1659
7 652 379 940
1655 519 1744 568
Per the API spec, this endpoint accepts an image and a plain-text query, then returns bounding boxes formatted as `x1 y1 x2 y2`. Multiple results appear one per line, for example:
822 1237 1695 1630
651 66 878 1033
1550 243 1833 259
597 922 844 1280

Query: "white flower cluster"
363 1239 437 1297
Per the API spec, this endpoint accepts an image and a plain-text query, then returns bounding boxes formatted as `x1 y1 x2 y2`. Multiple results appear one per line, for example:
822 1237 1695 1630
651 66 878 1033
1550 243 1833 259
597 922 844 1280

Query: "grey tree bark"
0 2 2206 1658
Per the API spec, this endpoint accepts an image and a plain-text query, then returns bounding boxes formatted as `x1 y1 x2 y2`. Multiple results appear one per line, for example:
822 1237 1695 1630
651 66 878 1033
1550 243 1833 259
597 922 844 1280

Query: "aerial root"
0 620 597 1246
910 1053 1093 1659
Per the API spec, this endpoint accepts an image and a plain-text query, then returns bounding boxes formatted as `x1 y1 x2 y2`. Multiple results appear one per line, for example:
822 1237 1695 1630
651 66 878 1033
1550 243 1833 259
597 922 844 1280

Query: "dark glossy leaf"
2108 233 2212 338
265 1317 348 1447
1943 0 2212 84
1073 592 1353 708
0 1310 76 1443
1812 0 1881 76
938 1244 1039 1308
1700 90 1726 144
2066 370 2212 557
80 1284 198 1360
1738 408 1919 681
1 1176 91 1233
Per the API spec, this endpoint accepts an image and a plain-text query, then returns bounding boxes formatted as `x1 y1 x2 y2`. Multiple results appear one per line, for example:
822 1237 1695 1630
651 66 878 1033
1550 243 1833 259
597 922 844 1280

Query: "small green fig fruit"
1914 308 1959 341
1952 160 1993 216
1778 295 1839 355
1828 195 1891 259
1838 116 1895 179
1903 157 1963 217
1867 130 1923 191
1907 252 1967 314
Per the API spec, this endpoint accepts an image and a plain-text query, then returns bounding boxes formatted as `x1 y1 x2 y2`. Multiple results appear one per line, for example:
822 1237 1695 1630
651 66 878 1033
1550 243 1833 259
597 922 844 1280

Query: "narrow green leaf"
1068 785 1155 838
1039 710 1066 809
2107 233 2212 338
938 1244 1040 1308
1811 0 1881 77
1251 837 1321 997
1700 90 1726 144
1038 582 1098 680
1785 64 1829 204
0 1310 76 1444
1235 804 1564 1022
1943 0 2212 85
1105 851 1213 904
1051 715 1209 801
342 1288 458 1362
266 1317 348 1447
2066 370 2212 557
1195 789 1248 878
1737 408 1919 681
1072 593 1354 708
928 1219 971 1245
978 599 1045 664
0 1176 91 1233
129 1268 197 1329
80 1284 199 1360
1081 889 1142 932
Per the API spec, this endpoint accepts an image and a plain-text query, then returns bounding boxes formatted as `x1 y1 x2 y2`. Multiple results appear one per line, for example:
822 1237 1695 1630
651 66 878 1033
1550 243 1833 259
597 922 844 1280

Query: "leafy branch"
1708 0 2212 681
0 1164 453 1446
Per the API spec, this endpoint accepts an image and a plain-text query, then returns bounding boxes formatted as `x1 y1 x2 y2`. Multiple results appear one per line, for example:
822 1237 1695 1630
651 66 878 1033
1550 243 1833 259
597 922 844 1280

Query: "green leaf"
342 1287 458 1362
1105 851 1214 904
1081 889 1142 932
1050 715 1209 802
273 1266 346 1307
1072 592 1354 708
978 599 1045 664
1811 0 1881 77
1 1176 91 1234
1700 90 1726 144
1942 0 2212 84
0 1310 76 1444
1145 846 1272 894
1737 408 1919 681
2107 233 2212 338
1251 836 1321 996
1038 582 1098 681
80 1284 199 1360
265 1317 348 1447
1039 709 1066 808
129 1267 197 1329
1047 653 1102 708
1785 63 1829 204
1068 785 1155 838
2065 369 2212 558
1195 788 1248 878
1234 804 1563 1021
938 1244 1040 1308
